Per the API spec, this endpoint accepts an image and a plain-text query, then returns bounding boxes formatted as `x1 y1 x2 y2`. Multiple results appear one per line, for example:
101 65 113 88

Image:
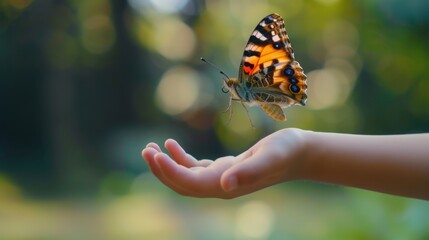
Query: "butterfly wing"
238 13 307 115
258 102 286 121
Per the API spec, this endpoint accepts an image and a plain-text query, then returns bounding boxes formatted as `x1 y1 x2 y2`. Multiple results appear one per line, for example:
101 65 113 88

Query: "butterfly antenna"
201 57 252 127
200 57 231 84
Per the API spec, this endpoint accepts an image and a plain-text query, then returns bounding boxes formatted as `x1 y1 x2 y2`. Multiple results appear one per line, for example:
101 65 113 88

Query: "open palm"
142 128 305 199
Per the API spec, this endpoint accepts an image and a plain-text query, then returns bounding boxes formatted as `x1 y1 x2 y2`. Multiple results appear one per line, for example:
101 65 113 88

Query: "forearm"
300 131 429 200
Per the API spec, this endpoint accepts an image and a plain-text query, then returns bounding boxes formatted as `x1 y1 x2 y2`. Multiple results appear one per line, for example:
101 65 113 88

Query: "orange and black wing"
238 13 307 106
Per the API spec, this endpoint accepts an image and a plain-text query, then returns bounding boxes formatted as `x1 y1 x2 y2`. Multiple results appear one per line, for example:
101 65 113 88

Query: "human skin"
141 128 429 200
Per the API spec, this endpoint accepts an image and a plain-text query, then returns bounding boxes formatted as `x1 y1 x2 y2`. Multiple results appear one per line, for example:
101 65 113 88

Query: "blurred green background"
1 0 429 239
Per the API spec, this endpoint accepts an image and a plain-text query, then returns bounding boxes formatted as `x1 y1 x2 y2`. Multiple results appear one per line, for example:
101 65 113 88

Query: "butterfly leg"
239 101 255 128
223 98 254 128
221 96 233 125
222 96 233 113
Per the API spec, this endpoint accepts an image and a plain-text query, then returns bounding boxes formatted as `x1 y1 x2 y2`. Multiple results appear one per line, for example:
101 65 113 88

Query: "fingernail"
225 176 238 192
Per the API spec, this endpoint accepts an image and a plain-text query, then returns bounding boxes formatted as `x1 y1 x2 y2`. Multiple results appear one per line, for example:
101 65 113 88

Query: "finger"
142 147 164 176
153 152 197 196
142 146 158 163
155 152 198 185
155 152 225 195
198 159 213 167
146 142 162 152
235 148 253 162
143 146 196 196
164 139 198 167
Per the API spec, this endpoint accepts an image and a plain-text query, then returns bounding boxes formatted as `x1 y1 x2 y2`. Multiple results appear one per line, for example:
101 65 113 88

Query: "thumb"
220 151 271 192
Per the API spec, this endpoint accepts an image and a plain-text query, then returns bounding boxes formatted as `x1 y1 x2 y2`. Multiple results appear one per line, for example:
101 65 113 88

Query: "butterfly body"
223 13 307 121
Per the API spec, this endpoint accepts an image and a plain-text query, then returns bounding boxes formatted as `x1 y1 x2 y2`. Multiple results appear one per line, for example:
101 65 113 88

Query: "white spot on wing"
272 35 281 42
253 30 267 41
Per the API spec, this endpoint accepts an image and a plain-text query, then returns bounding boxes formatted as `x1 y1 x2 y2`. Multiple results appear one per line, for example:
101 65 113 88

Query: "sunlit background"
1 0 429 239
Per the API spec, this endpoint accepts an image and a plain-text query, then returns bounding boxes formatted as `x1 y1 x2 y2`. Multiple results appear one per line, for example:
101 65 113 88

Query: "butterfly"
204 13 307 122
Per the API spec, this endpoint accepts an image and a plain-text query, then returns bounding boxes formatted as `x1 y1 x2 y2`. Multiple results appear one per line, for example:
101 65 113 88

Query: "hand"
141 128 306 199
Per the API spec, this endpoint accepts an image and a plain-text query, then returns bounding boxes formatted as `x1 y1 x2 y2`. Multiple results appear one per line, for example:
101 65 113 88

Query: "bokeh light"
323 20 359 59
102 195 185 239
235 200 274 239
153 18 196 60
135 16 196 60
128 0 190 14
307 68 352 110
156 66 213 116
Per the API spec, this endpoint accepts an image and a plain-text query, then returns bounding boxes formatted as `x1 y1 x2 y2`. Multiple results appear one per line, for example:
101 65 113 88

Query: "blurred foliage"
0 0 428 239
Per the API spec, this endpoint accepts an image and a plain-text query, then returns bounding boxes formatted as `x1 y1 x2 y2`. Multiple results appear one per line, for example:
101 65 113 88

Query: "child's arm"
302 131 429 200
141 129 429 200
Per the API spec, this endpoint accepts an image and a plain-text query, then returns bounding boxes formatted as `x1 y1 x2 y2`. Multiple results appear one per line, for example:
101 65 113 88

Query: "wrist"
293 129 317 180
276 128 312 181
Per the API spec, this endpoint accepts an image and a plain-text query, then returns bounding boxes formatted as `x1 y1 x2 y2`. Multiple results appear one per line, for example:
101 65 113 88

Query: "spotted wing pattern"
238 13 307 121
